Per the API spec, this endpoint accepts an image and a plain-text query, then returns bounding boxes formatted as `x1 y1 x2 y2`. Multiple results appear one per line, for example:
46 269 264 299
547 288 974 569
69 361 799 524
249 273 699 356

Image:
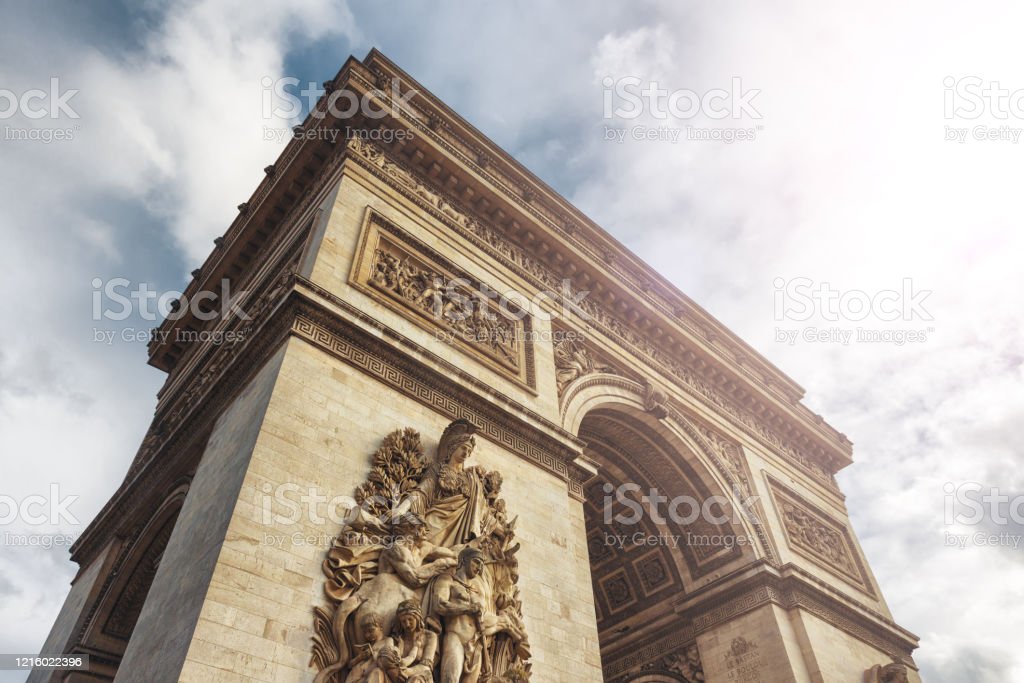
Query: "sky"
1 2 1021 681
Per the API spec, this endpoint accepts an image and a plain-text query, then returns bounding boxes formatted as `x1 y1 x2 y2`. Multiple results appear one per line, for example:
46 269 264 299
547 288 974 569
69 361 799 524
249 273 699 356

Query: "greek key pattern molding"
290 300 584 500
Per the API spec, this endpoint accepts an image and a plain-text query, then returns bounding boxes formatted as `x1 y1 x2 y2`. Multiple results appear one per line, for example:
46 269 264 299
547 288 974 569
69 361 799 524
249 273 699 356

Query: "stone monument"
31 49 921 682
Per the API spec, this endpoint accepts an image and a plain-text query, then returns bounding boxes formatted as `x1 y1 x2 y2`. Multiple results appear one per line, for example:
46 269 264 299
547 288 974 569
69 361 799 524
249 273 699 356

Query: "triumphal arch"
33 50 920 683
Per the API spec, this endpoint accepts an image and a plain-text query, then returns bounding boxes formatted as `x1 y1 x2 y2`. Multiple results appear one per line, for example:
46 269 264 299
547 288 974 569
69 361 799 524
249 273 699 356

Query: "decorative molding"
581 411 746 579
126 236 306 482
690 422 779 566
698 427 752 500
69 481 190 675
631 394 777 566
289 294 584 500
603 628 697 679
560 367 839 498
789 583 912 667
559 372 779 566
641 380 670 421
668 566 917 669
148 121 348 372
357 55 814 413
71 276 301 565
102 513 175 640
553 335 617 397
75 274 586 567
345 137 845 491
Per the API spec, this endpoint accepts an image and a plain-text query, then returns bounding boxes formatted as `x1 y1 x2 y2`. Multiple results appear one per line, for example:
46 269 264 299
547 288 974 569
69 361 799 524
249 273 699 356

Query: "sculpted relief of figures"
369 241 521 373
552 337 613 396
779 499 858 576
769 480 872 589
349 137 840 495
312 420 531 683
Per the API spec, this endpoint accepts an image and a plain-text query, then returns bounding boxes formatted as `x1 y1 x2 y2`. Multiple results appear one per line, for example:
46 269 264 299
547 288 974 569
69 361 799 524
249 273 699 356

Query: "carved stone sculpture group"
312 420 531 683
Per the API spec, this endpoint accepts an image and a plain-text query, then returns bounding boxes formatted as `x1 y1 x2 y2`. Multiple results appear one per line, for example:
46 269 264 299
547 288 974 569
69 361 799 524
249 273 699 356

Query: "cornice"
341 139 850 490
557 353 842 499
334 130 851 479
145 65 355 373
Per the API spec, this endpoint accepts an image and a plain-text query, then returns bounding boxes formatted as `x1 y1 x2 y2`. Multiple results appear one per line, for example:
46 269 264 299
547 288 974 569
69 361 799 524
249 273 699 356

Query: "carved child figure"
346 614 390 683
481 471 510 542
378 600 438 683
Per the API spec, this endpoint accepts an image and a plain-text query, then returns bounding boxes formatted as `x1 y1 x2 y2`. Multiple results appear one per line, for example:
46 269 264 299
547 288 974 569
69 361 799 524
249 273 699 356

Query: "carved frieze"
351 208 535 389
769 478 873 592
311 420 531 682
698 427 752 500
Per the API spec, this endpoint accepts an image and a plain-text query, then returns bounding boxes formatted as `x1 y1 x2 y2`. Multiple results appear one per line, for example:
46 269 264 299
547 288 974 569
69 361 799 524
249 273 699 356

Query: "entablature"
145 49 853 480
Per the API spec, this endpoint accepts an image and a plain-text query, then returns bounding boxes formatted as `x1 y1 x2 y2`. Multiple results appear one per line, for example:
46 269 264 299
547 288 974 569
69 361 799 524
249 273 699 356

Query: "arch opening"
577 404 752 680
68 481 190 681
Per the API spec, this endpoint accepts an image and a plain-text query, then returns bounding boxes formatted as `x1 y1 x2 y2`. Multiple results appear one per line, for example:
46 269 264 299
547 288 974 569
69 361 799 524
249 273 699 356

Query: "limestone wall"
306 163 562 422
789 609 923 683
113 346 287 682
175 335 601 682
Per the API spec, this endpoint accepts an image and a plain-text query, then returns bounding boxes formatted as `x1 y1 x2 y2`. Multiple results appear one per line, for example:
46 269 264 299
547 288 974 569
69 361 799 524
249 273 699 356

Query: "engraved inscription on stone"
724 636 761 682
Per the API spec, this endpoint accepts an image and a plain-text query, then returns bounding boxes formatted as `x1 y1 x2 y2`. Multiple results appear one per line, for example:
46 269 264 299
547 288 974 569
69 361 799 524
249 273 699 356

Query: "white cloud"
0 0 357 672
567 5 1024 681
